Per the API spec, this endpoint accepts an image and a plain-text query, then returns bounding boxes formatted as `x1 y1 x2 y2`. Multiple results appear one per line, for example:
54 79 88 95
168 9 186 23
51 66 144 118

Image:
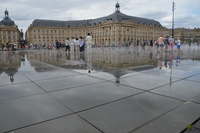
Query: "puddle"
1 46 200 84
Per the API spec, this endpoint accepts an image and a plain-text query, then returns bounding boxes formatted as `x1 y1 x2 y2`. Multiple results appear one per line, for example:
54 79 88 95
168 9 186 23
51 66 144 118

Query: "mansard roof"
0 9 16 26
31 7 162 28
0 17 16 26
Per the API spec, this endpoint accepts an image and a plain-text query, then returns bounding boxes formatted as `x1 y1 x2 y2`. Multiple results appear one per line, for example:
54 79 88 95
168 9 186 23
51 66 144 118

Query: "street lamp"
172 1 175 38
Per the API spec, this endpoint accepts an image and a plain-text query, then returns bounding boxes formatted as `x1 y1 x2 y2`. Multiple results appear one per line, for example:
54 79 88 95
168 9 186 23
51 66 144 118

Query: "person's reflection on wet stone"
157 53 163 69
176 52 180 66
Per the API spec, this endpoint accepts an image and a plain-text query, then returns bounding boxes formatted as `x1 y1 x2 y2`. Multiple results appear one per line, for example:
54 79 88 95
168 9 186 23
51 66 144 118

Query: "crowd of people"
1 33 200 52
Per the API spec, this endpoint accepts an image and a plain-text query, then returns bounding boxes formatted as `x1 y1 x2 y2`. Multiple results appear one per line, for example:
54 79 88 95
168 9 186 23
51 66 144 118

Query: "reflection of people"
149 51 153 60
176 52 180 66
157 53 163 69
168 53 173 68
85 33 92 52
87 52 92 73
56 51 61 61
164 52 168 68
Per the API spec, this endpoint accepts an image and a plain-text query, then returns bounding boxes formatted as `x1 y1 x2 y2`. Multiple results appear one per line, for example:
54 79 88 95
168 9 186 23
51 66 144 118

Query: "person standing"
164 36 170 52
65 38 70 52
55 40 60 50
169 36 174 52
70 36 75 52
78 36 84 52
157 35 165 52
75 37 79 52
177 38 181 53
21 41 25 50
150 39 153 49
85 33 92 52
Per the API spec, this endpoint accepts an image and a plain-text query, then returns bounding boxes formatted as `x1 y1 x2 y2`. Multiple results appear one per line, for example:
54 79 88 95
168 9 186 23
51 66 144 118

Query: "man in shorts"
157 35 165 52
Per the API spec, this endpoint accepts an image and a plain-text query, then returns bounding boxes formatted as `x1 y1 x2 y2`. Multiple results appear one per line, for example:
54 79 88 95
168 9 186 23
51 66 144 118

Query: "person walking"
157 35 165 52
169 36 174 52
65 38 70 52
85 33 92 52
177 38 181 53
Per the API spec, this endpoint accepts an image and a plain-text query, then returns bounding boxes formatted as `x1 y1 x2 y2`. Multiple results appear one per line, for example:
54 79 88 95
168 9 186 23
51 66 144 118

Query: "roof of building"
0 17 16 26
0 9 16 26
30 3 162 28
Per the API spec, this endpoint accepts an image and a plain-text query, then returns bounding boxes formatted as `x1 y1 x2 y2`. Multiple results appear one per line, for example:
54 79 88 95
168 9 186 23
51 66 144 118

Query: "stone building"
26 2 169 46
174 28 200 43
0 9 20 45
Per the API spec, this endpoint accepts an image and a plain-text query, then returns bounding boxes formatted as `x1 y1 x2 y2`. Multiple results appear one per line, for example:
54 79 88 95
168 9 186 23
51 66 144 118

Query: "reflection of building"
0 9 20 44
0 52 21 83
26 2 169 46
89 47 157 68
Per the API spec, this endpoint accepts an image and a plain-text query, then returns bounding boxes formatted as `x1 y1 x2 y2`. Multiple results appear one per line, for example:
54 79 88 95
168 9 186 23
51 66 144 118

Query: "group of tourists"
156 35 181 53
0 42 17 51
55 33 92 53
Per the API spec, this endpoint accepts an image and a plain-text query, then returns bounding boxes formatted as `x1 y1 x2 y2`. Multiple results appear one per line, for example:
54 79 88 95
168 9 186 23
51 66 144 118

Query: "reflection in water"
169 52 173 85
157 52 163 69
0 51 21 84
176 52 180 66
86 49 92 73
0 46 200 84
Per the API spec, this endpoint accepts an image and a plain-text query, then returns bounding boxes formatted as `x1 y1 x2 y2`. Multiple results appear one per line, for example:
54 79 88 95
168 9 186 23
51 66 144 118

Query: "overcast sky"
0 0 200 32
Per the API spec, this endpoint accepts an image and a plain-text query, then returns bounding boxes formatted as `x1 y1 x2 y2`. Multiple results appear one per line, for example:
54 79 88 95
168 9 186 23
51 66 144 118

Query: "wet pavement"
0 45 200 133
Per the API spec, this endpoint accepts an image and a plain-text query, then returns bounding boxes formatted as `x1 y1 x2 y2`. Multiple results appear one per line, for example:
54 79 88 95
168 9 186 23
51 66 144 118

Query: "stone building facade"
174 28 200 43
26 3 170 46
0 9 20 45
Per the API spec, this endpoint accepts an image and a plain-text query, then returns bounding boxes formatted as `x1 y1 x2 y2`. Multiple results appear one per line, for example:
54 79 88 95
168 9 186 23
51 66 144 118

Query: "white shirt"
78 39 84 47
169 38 174 43
86 36 92 44
177 39 181 46
70 39 76 45
65 40 70 46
